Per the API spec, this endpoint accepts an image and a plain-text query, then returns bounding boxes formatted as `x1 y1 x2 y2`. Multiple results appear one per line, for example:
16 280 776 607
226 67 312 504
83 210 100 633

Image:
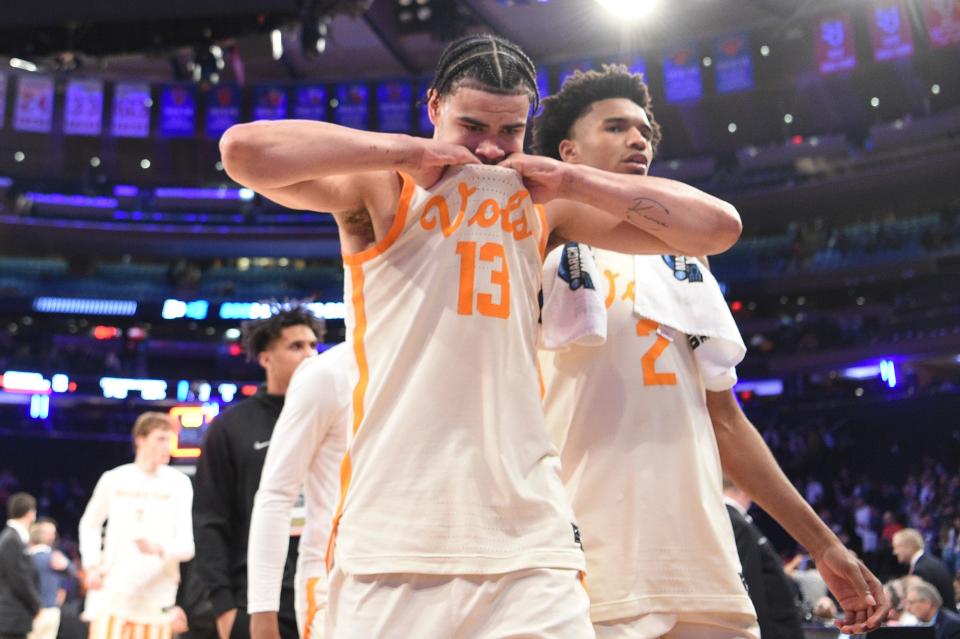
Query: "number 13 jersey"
330 164 585 576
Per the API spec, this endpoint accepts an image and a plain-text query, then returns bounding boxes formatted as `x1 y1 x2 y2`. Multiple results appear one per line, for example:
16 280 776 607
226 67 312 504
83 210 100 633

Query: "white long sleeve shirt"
78 463 194 620
247 343 353 614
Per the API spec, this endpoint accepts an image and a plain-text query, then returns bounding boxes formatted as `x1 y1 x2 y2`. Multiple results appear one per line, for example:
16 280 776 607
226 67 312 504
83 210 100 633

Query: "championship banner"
64 79 104 136
815 12 858 74
662 44 702 103
334 83 369 130
253 85 288 120
14 75 55 133
418 79 433 134
920 0 960 48
869 0 914 61
159 85 196 138
112 82 151 138
0 73 8 129
293 86 327 121
205 85 240 138
715 33 754 94
377 80 411 133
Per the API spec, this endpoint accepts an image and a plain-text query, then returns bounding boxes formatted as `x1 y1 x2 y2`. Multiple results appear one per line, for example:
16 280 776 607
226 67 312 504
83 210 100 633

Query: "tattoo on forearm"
625 197 670 230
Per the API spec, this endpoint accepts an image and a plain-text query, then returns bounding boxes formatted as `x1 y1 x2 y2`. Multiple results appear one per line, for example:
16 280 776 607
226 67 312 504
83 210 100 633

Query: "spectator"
905 581 960 639
0 492 42 639
27 518 72 639
894 528 957 610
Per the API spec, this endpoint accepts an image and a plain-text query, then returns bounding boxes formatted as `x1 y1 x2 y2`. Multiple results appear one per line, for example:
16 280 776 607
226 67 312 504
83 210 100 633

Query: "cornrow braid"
430 34 540 111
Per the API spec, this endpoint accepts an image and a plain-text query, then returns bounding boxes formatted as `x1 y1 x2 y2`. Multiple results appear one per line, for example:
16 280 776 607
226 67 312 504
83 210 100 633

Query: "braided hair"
429 34 540 111
533 64 662 160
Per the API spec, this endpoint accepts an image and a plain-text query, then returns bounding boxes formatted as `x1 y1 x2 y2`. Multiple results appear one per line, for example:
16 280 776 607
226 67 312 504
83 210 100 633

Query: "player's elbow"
704 201 742 255
219 122 275 189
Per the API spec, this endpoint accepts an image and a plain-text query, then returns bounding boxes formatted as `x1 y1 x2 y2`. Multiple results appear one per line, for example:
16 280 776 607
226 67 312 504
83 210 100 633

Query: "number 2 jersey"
329 164 585 576
540 248 755 623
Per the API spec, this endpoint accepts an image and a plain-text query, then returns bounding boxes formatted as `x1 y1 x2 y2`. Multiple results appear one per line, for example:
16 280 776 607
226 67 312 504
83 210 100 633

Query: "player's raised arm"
218 120 478 215
501 153 741 257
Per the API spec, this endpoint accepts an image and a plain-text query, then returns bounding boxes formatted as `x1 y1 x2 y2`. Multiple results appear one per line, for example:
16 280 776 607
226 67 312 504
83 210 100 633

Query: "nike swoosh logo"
253 440 270 450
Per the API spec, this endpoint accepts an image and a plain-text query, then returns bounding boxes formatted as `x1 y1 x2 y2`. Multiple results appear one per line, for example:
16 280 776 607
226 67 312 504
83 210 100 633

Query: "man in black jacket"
193 305 324 639
0 492 41 639
895 528 957 611
724 479 805 639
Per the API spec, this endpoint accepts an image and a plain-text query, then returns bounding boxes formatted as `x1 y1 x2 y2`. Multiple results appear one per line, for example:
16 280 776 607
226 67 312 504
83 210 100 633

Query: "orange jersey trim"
535 204 549 262
304 576 320 639
326 263 371 570
342 172 415 266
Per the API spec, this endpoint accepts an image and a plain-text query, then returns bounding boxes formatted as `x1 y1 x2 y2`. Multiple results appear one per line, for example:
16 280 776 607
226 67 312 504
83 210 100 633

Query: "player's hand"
134 538 163 556
217 609 237 639
50 550 70 571
169 606 189 633
84 567 103 590
413 137 480 169
250 611 282 639
498 153 567 203
813 544 886 633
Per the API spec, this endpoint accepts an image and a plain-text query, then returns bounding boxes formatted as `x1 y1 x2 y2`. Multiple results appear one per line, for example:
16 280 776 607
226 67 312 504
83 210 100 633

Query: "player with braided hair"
222 34 741 637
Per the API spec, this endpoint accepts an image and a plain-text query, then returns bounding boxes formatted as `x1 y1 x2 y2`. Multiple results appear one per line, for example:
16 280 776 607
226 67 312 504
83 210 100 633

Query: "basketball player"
220 34 740 637
533 65 885 638
78 412 195 638
247 343 353 639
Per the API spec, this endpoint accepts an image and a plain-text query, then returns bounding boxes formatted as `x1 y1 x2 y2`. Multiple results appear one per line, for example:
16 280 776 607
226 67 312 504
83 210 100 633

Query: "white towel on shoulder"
539 243 607 350
633 255 746 391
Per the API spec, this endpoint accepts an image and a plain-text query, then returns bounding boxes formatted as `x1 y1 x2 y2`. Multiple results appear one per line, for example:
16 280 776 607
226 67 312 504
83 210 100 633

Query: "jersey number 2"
636 318 677 386
456 241 510 319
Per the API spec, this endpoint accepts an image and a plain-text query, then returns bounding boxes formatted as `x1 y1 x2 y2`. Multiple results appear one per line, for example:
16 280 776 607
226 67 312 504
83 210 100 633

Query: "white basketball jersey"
329 165 585 576
541 248 754 622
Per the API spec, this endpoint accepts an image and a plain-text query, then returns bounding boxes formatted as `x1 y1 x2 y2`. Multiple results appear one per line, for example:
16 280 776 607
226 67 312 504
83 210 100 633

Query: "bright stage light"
593 0 658 20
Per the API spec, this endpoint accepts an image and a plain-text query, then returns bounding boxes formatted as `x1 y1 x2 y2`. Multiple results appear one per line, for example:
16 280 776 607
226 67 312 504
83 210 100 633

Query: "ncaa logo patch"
662 255 703 283
559 243 596 291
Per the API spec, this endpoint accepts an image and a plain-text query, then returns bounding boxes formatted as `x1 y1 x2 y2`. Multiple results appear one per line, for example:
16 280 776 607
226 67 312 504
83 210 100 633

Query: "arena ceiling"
0 0 857 82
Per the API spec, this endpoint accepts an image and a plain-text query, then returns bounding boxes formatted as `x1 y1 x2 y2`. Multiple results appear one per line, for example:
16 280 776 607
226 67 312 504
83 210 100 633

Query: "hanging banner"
14 75 55 133
293 86 327 120
715 33 754 94
662 44 703 103
377 80 412 133
206 85 241 138
253 86 287 120
815 12 858 74
870 0 915 61
112 82 151 138
64 79 104 136
159 85 196 138
334 83 369 130
920 0 960 48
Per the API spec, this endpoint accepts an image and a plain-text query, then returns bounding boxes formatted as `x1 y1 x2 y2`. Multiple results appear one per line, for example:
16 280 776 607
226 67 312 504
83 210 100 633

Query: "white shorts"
295 574 327 639
325 566 595 638
594 612 759 639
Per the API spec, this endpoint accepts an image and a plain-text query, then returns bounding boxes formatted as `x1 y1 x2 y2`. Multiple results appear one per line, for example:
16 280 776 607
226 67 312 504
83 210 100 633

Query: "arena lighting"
14 152 25 163
162 299 210 320
27 193 118 209
29 395 50 420
218 383 238 403
241 384 258 396
2 371 51 394
197 383 212 403
219 301 346 321
224 328 241 340
9 58 38 72
99 377 168 401
169 404 221 459
880 359 897 388
50 374 69 393
271 29 284 61
841 364 881 380
177 380 190 402
733 379 783 397
593 0 658 20
931 84 941 95
93 325 121 340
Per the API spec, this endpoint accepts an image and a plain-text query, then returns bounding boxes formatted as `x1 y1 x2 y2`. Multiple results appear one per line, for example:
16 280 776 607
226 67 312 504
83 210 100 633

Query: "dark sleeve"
0 538 41 615
728 508 770 632
192 417 239 616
